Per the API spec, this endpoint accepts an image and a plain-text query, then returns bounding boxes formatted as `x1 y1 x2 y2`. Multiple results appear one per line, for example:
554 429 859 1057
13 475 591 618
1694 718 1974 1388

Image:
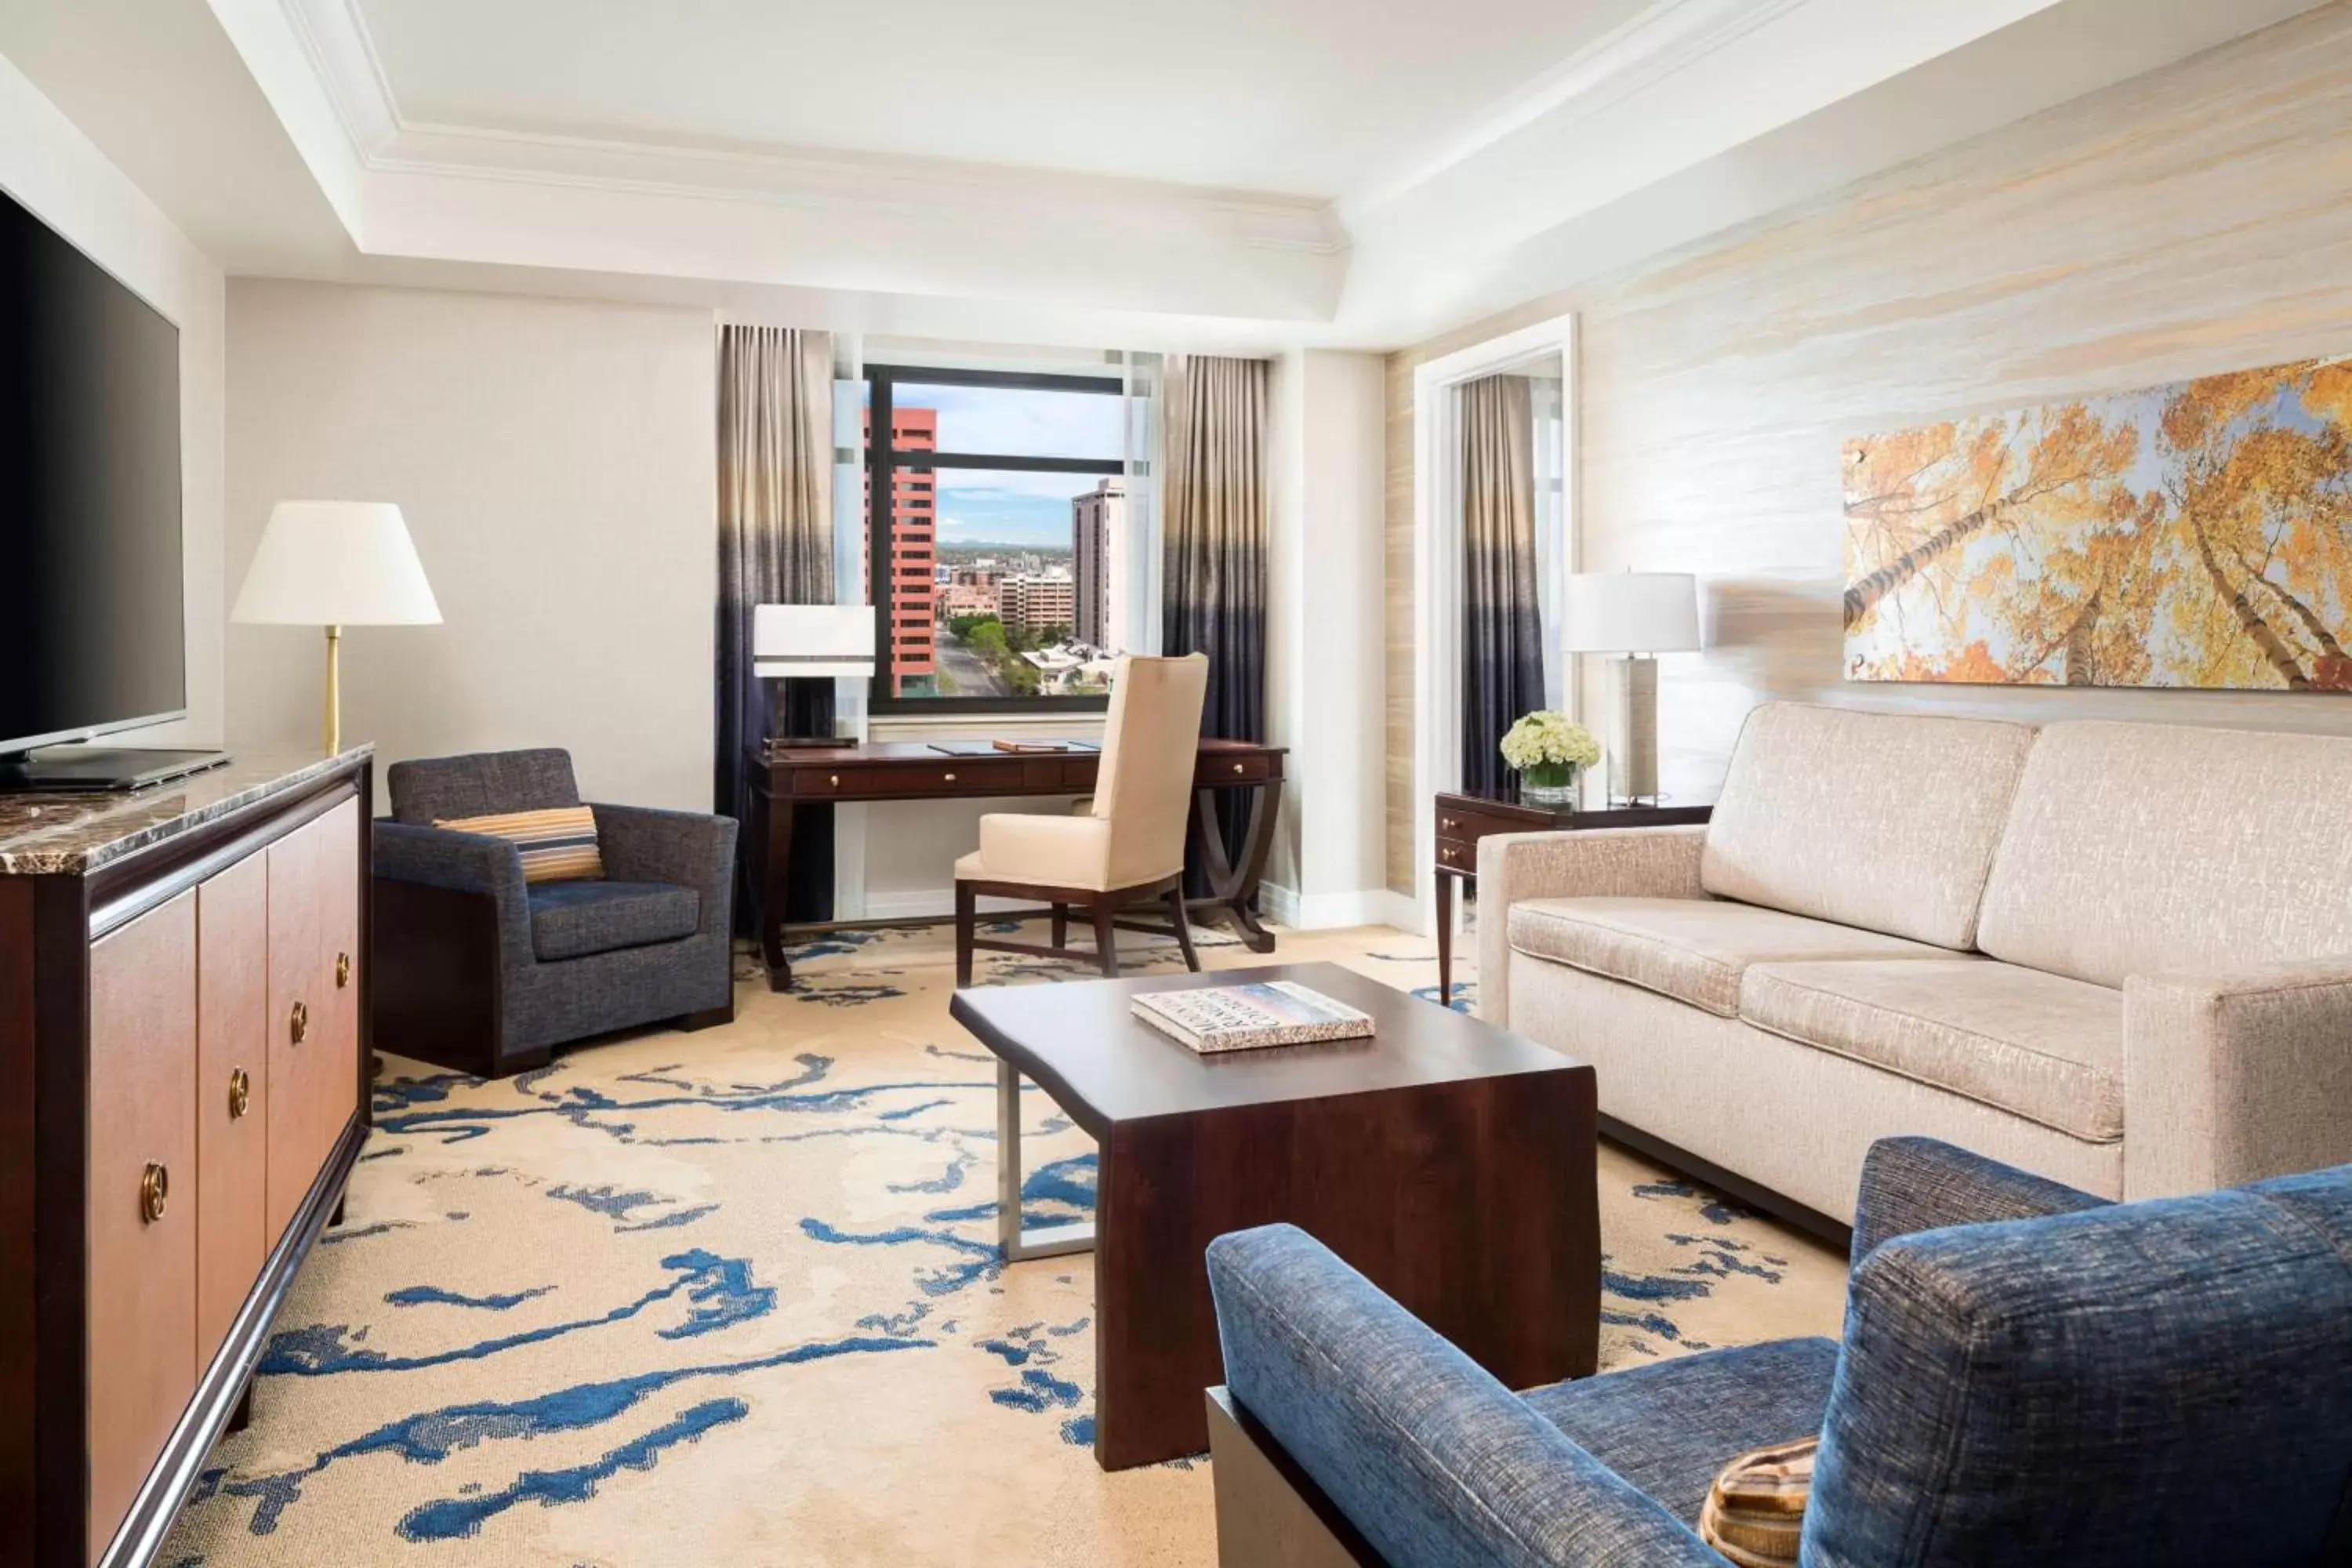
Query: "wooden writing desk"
743 739 1286 990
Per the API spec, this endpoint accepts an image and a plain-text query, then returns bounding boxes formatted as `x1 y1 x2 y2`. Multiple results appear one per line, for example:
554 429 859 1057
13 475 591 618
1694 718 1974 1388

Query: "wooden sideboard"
0 750 373 1568
742 738 1286 990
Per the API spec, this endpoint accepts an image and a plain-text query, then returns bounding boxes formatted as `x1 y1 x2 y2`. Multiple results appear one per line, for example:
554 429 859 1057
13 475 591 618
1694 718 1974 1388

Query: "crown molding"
1345 0 1813 221
201 0 2315 344
274 0 1340 256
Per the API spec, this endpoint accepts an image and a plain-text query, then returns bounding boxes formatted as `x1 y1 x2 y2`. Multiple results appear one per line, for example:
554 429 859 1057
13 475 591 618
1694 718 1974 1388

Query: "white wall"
225 280 717 808
0 49 225 747
1263 349 1389 927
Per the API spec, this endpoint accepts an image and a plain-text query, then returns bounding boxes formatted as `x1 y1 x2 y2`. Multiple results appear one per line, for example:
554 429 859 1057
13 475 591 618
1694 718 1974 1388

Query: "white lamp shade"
232 501 441 626
1561 572 1702 654
752 604 877 679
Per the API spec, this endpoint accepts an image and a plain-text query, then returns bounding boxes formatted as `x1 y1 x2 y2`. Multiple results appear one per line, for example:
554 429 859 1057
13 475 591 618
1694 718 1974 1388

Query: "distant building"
942 582 1000 619
1072 478 1127 652
863 405 937 695
1000 572 1075 633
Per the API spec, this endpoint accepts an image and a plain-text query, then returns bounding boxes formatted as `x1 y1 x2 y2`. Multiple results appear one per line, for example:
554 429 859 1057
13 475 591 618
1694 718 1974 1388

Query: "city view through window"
864 368 1128 702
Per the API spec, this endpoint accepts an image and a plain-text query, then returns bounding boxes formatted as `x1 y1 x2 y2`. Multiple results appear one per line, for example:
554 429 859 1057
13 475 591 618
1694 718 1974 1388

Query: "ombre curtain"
1163 354 1270 886
1461 373 1545 797
717 324 835 924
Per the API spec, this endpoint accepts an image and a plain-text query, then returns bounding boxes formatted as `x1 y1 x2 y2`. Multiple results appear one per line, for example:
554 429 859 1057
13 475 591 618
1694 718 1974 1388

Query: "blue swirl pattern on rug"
158 920 1845 1563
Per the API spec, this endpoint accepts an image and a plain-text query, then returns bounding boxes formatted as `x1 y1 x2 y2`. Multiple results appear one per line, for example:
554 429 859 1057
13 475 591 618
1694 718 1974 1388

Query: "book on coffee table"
1130 980 1375 1054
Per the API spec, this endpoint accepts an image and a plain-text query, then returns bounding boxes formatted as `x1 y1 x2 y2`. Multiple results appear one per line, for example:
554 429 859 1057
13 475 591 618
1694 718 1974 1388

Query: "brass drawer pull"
1233 762 1246 775
140 1162 169 1225
1440 846 1460 863
289 1000 309 1045
943 771 956 782
336 951 352 989
829 774 840 786
228 1067 252 1120
1441 816 1461 831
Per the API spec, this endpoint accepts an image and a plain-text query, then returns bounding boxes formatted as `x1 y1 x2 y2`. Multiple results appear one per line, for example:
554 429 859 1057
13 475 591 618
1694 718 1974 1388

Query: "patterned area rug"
162 919 1847 1566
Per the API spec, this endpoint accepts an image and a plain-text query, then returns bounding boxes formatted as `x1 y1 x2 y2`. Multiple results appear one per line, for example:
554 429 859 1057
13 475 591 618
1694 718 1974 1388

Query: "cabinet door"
195 852 270 1369
266 799 361 1240
87 891 198 1564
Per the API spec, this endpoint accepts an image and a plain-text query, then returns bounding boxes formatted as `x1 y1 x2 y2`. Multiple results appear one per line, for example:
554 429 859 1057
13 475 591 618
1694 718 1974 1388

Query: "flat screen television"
0 181 198 782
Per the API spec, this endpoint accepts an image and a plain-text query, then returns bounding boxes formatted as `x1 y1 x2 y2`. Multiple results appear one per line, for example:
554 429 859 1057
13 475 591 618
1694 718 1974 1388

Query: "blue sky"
881 380 1122 546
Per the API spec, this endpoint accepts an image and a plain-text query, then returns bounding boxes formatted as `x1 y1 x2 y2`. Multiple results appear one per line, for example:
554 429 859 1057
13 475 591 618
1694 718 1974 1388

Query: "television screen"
0 183 183 757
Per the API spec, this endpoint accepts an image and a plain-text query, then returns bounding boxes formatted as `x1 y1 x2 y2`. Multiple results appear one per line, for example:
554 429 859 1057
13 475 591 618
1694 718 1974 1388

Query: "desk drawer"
865 759 1029 797
1200 753 1274 786
793 768 880 797
1436 837 1479 873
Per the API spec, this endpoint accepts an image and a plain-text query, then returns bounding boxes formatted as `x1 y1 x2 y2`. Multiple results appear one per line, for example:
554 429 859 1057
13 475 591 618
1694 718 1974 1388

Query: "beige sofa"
1477 702 2352 1225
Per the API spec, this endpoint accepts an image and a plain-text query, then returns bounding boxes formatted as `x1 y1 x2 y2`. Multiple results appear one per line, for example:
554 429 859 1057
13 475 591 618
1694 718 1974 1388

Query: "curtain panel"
1163 354 1270 887
1460 372 1545 797
716 324 836 924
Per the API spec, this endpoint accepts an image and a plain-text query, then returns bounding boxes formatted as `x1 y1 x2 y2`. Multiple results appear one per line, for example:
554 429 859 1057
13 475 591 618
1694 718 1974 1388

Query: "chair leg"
1091 898 1120 978
1163 884 1201 972
956 881 978 988
1051 903 1069 949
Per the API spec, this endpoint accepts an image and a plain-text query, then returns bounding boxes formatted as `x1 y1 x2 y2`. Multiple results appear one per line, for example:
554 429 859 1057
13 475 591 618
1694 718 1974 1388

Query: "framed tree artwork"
1842 357 2352 691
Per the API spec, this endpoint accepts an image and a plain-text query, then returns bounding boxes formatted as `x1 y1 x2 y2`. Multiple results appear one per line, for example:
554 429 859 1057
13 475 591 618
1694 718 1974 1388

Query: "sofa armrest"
1851 1137 2109 1268
1207 1224 1722 1568
590 803 738 936
2125 958 2352 1198
1474 826 1708 1026
372 820 534 953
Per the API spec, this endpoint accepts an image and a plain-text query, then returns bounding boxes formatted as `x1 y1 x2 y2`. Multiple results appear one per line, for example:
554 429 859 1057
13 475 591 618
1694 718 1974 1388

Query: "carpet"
161 918 1848 1566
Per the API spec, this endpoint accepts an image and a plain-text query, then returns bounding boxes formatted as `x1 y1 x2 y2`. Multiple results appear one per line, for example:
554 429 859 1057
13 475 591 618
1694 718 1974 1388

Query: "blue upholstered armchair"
1207 1138 2352 1567
372 748 736 1078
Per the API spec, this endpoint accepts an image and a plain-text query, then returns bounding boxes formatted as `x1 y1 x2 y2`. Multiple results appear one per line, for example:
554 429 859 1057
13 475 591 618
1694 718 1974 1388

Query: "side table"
1433 791 1714 1007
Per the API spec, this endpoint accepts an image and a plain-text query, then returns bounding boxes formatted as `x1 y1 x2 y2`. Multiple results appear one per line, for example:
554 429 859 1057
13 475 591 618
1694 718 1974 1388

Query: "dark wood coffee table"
949 961 1599 1470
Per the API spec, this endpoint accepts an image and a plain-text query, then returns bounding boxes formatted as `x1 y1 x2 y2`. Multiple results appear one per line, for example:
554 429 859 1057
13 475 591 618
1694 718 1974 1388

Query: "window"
864 364 1128 707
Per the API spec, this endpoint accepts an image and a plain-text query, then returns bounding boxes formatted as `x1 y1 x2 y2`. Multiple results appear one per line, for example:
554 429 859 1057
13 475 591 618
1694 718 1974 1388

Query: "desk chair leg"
1091 899 1121 978
1051 903 1069 949
956 881 978 987
1163 884 1201 972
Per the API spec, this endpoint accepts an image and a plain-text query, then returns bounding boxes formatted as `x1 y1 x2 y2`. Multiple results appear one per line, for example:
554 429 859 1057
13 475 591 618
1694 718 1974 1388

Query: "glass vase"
1519 762 1579 808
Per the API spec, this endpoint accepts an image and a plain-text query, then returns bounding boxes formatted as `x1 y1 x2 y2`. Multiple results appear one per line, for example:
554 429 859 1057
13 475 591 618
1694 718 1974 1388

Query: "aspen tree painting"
1843 357 2352 691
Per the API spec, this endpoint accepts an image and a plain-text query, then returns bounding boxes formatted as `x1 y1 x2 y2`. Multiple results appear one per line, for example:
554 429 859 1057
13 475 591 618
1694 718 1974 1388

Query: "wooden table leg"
1187 780 1280 953
1436 869 1455 1009
755 790 796 993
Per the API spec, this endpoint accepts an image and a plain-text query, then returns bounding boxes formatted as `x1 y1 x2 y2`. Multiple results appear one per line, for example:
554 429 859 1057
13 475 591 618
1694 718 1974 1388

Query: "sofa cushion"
1978 720 2352 989
1740 959 2124 1142
1522 1338 1839 1529
1508 897 1949 1018
528 879 699 962
1700 703 2038 949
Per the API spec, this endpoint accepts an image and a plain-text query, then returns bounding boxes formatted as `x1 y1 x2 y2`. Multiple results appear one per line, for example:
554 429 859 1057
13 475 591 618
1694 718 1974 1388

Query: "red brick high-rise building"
864 405 937 695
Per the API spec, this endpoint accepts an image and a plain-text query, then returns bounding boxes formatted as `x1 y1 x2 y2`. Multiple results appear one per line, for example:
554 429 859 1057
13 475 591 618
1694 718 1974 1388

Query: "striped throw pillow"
1698 1436 1815 1568
435 805 604 884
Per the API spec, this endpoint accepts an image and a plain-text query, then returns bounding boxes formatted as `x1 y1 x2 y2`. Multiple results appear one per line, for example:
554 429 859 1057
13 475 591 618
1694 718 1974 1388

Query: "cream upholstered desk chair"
954 653 1210 986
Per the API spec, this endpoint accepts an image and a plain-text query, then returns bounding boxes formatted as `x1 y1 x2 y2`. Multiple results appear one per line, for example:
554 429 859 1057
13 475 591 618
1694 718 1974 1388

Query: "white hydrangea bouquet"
1500 710 1600 805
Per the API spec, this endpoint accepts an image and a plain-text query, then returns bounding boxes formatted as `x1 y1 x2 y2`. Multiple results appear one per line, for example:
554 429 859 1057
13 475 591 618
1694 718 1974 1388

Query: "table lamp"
753 604 876 747
1562 572 1702 807
231 501 441 754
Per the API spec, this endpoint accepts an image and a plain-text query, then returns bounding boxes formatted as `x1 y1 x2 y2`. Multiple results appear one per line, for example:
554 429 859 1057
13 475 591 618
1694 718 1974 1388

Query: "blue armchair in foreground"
372 748 736 1078
1205 1138 2352 1567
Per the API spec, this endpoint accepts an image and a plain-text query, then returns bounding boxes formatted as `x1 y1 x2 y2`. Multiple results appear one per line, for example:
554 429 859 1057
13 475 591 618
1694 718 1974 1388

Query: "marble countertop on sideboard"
0 746 373 876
